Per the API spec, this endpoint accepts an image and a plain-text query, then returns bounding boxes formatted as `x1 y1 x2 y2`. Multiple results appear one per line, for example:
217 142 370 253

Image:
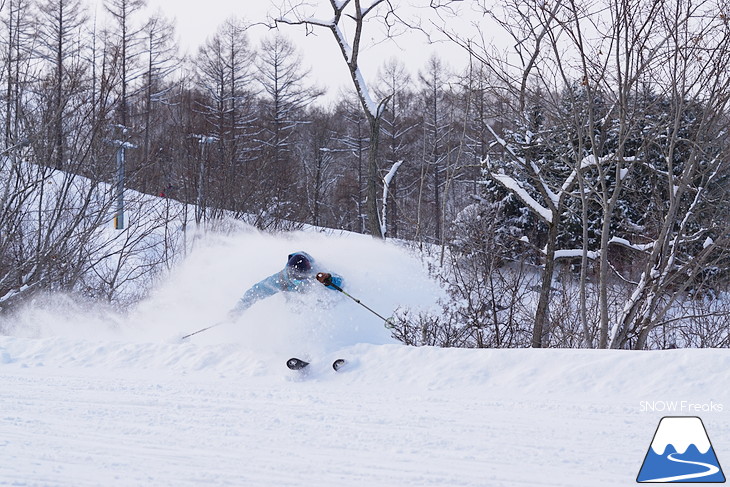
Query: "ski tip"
332 358 347 371
287 358 310 370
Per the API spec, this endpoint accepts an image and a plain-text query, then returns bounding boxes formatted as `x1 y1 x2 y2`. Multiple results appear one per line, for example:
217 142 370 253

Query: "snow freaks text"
639 401 724 413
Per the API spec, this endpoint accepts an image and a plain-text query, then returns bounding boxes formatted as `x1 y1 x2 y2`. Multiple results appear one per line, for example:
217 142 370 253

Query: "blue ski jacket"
229 251 343 318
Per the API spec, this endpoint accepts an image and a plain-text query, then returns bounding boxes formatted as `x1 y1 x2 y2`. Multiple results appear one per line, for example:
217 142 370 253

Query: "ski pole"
181 321 225 340
316 273 395 328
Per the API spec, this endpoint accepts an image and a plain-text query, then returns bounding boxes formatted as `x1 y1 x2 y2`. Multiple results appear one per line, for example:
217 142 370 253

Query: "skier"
228 251 343 319
182 250 380 372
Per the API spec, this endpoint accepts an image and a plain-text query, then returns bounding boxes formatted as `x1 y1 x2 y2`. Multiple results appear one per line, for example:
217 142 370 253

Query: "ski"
285 357 347 372
286 358 309 370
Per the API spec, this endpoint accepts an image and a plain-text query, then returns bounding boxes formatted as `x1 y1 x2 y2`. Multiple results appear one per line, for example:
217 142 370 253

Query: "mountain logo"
637 416 725 483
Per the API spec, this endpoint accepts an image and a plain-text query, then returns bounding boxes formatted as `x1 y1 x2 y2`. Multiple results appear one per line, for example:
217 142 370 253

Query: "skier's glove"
316 272 333 286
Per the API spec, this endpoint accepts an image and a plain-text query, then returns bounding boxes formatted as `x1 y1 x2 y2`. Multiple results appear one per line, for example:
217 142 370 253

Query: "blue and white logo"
637 416 725 483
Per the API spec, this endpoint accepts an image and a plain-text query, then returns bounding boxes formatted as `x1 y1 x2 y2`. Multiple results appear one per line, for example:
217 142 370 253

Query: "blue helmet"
286 252 312 278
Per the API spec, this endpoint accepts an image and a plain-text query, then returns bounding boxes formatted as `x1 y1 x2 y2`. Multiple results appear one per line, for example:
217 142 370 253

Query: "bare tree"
336 95 370 233
376 58 417 239
195 17 257 223
138 12 177 193
418 55 453 245
257 33 322 218
276 0 395 237
104 0 146 130
299 107 337 227
36 0 88 170
606 1 730 349
431 0 730 349
2 0 36 150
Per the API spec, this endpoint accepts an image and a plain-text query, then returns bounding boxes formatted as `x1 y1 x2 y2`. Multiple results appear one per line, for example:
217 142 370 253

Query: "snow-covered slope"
1 229 728 486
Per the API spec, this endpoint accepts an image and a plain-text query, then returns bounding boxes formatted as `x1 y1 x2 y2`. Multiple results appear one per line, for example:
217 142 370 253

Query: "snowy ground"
1 230 728 486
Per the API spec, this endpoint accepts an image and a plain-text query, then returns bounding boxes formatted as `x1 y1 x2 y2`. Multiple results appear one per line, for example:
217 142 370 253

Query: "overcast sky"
110 0 480 105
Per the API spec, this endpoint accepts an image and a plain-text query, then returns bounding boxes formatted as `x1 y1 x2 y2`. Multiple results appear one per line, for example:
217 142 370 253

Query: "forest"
0 0 728 350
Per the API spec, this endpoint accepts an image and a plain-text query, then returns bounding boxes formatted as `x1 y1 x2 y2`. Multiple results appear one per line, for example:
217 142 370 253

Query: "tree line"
0 0 728 349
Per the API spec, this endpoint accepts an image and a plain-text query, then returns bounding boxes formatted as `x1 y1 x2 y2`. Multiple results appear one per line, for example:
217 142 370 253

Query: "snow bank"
2 332 729 403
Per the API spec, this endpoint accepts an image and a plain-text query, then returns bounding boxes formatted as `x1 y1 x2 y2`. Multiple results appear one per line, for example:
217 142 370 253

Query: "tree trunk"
55 2 64 170
532 217 559 348
597 203 612 349
367 117 383 238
